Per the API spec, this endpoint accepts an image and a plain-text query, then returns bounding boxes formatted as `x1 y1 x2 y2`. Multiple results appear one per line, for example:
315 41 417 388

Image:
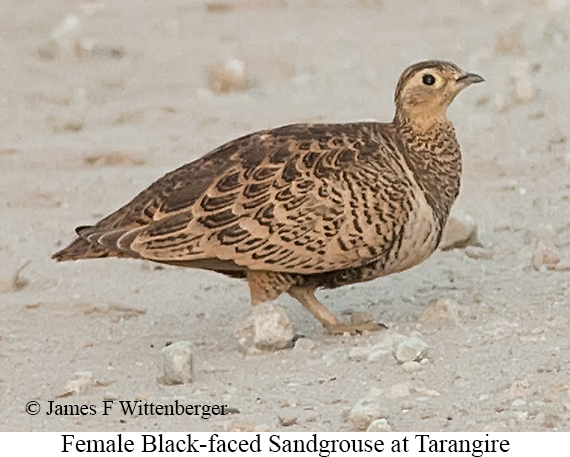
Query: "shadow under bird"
53 60 484 334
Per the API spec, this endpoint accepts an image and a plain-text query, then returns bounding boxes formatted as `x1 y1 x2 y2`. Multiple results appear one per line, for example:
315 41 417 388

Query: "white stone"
366 418 392 432
465 246 492 259
235 302 293 353
348 343 391 362
515 79 535 103
418 298 460 326
160 341 193 385
395 337 429 363
61 371 100 396
532 240 560 270
293 337 315 352
103 392 119 401
37 14 82 59
207 58 248 94
440 215 479 250
349 397 389 431
402 361 422 373
511 399 527 408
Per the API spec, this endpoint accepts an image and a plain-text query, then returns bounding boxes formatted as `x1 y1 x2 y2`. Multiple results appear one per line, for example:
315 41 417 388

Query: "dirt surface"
1 0 570 432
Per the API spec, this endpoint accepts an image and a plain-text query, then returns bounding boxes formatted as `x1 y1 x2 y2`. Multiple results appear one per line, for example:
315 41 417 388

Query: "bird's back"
54 120 460 281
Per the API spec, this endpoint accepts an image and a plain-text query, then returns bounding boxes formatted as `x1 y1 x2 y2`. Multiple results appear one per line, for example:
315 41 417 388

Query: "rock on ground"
418 298 460 327
60 372 102 397
366 418 392 432
235 302 293 353
394 337 429 363
160 341 193 385
348 397 390 431
440 215 479 250
531 240 560 271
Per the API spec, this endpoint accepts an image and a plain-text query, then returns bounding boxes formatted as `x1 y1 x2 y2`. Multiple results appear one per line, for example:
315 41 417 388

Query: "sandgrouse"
53 60 483 334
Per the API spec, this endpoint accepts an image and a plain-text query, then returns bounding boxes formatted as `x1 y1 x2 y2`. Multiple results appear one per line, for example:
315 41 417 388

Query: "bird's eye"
422 74 436 86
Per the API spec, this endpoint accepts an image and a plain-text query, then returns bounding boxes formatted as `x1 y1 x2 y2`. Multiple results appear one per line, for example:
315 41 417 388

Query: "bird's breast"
382 186 441 274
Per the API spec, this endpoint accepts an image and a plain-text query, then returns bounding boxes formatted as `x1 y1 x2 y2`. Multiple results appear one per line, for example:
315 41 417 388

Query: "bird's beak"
456 72 485 85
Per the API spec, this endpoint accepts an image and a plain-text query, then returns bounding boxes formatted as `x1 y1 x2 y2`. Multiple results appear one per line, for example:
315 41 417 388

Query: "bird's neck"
393 105 448 133
395 117 462 227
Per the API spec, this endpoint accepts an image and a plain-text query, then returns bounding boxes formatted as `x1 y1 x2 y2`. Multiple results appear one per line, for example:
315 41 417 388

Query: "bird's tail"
51 236 112 261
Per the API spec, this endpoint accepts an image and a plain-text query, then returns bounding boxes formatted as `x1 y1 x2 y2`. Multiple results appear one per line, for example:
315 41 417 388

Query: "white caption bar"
1 432 566 456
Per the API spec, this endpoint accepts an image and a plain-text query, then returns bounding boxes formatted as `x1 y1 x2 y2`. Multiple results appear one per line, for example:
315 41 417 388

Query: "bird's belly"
383 189 440 274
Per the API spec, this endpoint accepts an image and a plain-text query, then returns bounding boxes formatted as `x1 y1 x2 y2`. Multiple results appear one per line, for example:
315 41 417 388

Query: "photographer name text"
43 400 227 419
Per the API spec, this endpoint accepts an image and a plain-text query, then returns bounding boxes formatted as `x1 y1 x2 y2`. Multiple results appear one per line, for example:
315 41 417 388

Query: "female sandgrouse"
53 60 483 334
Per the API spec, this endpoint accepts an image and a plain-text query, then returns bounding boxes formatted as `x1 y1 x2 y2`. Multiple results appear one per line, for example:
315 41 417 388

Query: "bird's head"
394 60 484 129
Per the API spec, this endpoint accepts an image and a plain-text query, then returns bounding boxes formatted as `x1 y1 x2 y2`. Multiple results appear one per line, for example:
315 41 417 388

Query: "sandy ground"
1 0 570 432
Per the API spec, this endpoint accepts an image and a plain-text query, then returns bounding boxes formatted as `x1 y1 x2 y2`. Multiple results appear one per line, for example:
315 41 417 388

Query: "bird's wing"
74 123 416 274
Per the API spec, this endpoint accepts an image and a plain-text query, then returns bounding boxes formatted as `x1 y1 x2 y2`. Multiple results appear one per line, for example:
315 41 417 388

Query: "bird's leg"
288 286 382 335
246 270 294 305
287 286 339 327
246 272 382 335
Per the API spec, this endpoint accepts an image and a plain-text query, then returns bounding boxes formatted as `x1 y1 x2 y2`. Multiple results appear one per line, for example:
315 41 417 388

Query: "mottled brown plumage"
53 60 483 334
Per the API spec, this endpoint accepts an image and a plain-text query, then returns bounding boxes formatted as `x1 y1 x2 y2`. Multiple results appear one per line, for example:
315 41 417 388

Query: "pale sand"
1 0 570 431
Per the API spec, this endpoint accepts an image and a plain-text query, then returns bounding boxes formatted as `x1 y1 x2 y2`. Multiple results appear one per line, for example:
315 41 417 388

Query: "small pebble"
401 400 414 411
414 387 440 397
349 397 389 431
366 418 392 432
395 337 429 363
386 383 411 399
37 14 81 59
465 246 492 259
278 416 298 427
348 344 391 362
515 79 535 103
402 361 422 373
160 341 193 385
439 215 479 250
37 14 124 60
235 302 293 353
59 372 103 397
511 399 527 408
293 337 315 352
532 240 560 270
418 299 459 326
207 59 248 94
